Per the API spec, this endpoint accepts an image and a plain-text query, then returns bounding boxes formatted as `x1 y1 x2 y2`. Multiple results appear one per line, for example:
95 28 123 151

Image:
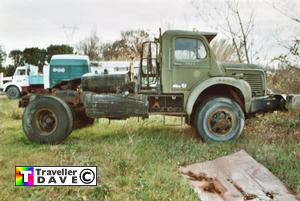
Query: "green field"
0 98 299 201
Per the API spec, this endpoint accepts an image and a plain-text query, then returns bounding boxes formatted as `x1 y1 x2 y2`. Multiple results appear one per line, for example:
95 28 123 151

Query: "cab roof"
51 54 89 61
50 54 90 66
163 30 217 43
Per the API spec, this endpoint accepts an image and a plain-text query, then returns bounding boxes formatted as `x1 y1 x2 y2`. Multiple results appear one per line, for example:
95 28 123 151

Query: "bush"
267 66 300 94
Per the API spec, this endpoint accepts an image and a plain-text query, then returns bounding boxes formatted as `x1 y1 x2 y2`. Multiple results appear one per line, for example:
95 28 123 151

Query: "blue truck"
1 55 90 99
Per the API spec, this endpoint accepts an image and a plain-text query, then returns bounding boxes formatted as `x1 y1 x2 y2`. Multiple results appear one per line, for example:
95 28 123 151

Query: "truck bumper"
250 95 286 114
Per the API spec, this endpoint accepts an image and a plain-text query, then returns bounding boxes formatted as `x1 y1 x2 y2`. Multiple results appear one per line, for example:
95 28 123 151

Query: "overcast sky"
0 0 299 63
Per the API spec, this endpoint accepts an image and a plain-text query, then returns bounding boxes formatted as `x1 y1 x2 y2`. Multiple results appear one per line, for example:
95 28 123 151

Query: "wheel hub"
208 108 234 135
35 109 58 135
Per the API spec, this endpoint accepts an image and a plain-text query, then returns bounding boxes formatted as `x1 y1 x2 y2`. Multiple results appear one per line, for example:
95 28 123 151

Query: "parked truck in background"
0 72 12 92
20 29 299 144
0 55 90 99
1 64 44 99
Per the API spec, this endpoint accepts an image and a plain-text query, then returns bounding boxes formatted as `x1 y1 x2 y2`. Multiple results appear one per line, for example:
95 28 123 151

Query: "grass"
0 98 299 201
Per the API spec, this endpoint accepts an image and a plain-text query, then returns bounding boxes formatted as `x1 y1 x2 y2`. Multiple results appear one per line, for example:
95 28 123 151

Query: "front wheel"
194 97 245 142
6 86 20 99
22 96 74 144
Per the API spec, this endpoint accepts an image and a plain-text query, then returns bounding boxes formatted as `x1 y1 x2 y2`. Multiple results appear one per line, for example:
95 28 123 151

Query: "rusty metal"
81 73 131 94
148 94 184 113
52 89 81 106
228 88 244 109
35 108 58 135
138 41 160 92
207 108 234 136
83 92 149 119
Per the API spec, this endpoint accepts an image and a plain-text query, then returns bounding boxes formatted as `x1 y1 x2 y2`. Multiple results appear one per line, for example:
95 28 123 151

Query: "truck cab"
138 30 255 116
3 64 43 99
46 55 90 88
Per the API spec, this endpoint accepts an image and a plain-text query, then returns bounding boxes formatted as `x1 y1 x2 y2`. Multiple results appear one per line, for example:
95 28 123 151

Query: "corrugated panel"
225 69 265 97
243 73 264 96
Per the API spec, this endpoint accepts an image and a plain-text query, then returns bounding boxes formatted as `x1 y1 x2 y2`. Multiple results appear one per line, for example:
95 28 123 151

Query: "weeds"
0 99 299 200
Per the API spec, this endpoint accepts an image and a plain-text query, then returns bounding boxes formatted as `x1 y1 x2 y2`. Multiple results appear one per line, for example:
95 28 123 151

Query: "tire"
194 97 245 142
22 96 74 144
6 86 20 99
73 110 95 129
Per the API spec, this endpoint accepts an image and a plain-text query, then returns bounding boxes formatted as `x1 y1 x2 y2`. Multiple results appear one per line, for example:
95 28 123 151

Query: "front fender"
3 82 22 92
186 77 252 115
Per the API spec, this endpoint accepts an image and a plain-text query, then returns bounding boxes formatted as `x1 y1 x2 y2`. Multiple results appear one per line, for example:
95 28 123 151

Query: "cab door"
13 67 29 86
171 37 210 92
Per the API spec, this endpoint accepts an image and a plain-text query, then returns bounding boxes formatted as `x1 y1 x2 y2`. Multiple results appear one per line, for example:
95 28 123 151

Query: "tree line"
0 45 73 76
0 29 149 76
76 29 149 61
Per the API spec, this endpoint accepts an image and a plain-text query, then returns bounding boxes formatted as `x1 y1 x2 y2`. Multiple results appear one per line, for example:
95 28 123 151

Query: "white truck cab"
2 65 43 99
0 73 12 90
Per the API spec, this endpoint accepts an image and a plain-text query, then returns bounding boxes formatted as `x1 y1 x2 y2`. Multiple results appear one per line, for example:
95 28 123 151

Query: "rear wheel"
22 96 73 144
194 97 245 142
6 86 20 99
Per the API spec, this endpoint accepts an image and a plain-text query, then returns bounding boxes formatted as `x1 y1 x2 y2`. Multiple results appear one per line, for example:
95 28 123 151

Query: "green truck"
20 30 296 144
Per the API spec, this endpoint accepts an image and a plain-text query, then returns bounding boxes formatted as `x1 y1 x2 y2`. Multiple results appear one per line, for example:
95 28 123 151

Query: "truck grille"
225 68 266 97
243 73 265 96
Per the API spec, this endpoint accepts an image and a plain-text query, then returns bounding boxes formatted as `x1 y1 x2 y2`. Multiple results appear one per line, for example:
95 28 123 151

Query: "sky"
0 0 299 64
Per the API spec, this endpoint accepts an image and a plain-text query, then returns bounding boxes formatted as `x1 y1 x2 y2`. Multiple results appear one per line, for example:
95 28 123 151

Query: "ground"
0 98 299 201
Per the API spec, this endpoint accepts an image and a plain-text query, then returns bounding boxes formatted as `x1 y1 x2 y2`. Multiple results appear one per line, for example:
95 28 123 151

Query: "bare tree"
211 39 239 62
102 30 150 60
192 0 255 63
270 0 300 68
76 30 102 61
271 0 300 23
120 30 149 58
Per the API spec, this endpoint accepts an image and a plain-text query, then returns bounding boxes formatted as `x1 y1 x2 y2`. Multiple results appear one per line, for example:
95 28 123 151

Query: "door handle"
168 48 172 71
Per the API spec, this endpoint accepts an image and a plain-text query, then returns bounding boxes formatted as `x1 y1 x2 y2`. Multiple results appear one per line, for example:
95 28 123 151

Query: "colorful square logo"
15 166 34 186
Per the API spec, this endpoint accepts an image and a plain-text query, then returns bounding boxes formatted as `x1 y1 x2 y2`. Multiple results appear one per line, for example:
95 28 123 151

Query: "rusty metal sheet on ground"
179 150 299 201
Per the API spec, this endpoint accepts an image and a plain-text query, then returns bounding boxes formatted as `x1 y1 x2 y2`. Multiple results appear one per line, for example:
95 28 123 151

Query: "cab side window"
17 69 26 75
175 38 207 61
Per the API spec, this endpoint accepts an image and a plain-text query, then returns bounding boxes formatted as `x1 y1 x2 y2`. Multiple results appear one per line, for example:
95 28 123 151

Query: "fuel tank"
81 73 135 93
83 92 148 119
